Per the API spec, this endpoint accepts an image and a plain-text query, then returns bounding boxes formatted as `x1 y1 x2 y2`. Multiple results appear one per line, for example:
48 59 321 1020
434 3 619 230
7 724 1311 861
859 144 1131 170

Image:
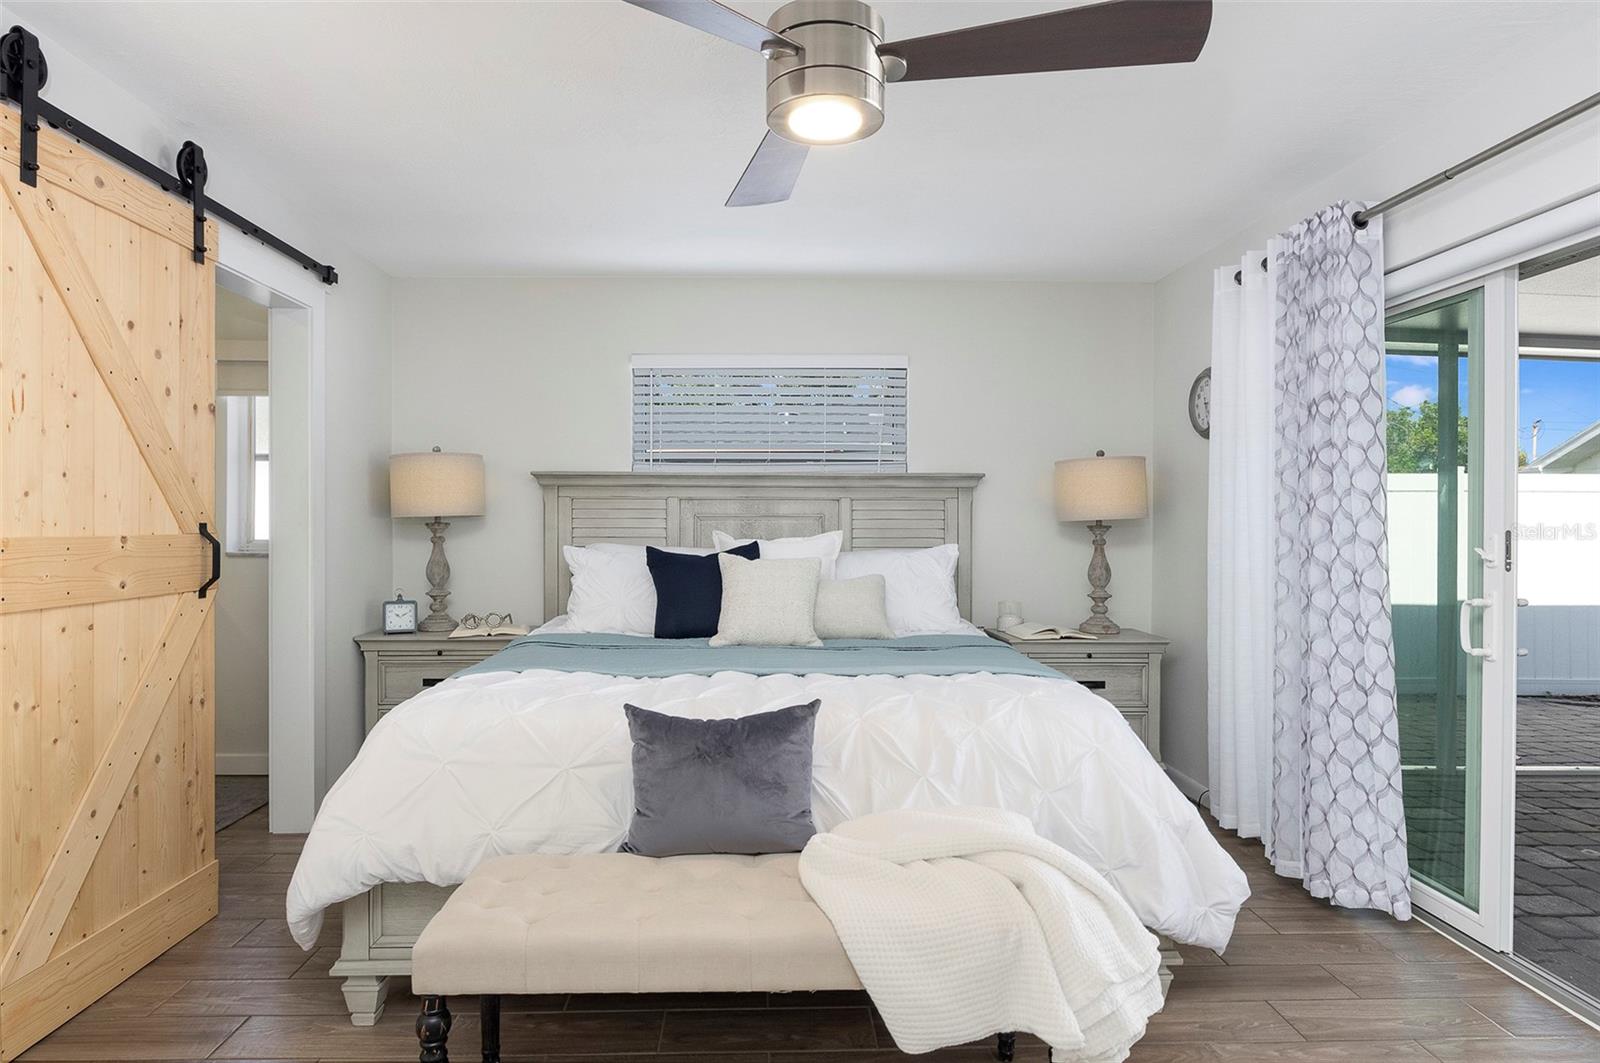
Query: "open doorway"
1512 248 1600 1002
216 229 328 835
214 286 272 828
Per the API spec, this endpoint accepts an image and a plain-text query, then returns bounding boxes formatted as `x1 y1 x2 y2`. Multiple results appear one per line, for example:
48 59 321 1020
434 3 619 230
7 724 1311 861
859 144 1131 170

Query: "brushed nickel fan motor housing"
765 0 889 144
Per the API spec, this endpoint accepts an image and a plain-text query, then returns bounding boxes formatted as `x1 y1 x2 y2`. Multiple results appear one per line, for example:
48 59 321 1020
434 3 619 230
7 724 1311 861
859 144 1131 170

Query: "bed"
298 472 1247 1024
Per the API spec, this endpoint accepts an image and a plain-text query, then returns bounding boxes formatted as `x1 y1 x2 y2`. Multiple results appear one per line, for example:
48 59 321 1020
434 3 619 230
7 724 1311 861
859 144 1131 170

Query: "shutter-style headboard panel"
532 472 983 623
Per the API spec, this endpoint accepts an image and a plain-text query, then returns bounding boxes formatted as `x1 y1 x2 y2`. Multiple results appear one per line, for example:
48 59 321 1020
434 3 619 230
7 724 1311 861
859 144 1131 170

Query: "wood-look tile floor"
18 806 1600 1062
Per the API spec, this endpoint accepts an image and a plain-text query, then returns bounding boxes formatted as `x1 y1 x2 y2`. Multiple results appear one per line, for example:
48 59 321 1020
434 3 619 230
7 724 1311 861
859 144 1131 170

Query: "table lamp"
1054 451 1149 635
390 446 485 632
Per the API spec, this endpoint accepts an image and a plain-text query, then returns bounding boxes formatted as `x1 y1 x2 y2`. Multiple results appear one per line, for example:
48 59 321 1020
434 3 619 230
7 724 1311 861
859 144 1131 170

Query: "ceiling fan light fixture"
784 94 866 144
763 0 886 146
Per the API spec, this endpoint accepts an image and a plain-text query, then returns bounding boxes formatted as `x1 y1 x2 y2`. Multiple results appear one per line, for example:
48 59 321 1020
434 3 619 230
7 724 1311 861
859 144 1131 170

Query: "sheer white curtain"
1208 204 1411 917
1207 254 1277 851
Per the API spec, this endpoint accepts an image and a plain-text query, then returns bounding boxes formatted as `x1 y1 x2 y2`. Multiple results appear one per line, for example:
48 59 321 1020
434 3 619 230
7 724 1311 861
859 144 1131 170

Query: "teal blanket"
457 632 1060 680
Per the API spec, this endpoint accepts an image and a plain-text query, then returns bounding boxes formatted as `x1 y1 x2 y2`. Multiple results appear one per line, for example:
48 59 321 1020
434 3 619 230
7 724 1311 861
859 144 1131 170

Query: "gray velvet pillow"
622 701 820 857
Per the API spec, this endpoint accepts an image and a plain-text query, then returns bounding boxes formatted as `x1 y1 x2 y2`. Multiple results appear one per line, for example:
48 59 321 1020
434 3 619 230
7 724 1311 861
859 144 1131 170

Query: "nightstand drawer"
1119 710 1149 746
1034 657 1148 708
377 658 481 702
359 631 518 737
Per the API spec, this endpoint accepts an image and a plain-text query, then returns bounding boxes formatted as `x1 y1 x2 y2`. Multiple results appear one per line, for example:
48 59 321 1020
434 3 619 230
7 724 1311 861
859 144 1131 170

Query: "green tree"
1387 400 1471 472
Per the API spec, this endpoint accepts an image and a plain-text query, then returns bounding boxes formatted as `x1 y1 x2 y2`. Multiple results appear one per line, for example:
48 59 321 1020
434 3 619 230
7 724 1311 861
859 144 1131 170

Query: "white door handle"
1458 597 1495 660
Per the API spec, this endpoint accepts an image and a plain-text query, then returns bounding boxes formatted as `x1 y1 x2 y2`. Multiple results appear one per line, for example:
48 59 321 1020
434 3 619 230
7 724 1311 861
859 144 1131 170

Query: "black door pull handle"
197 522 220 597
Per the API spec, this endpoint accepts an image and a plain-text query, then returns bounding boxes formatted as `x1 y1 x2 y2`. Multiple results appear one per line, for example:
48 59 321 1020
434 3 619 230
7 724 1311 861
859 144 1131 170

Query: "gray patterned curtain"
1270 202 1411 918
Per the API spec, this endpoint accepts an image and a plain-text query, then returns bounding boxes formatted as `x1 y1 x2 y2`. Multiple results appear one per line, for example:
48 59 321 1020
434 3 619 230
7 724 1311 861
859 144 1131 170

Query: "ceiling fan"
623 0 1214 206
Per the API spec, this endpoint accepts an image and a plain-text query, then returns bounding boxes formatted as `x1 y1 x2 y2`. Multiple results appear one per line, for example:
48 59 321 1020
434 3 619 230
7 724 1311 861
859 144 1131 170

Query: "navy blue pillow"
646 541 760 639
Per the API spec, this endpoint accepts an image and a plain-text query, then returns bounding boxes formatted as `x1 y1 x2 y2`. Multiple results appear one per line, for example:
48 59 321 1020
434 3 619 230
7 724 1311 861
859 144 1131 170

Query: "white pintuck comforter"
287 666 1248 949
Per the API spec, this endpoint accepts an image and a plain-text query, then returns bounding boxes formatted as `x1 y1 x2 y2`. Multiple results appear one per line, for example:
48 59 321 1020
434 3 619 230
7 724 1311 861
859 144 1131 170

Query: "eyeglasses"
457 612 513 629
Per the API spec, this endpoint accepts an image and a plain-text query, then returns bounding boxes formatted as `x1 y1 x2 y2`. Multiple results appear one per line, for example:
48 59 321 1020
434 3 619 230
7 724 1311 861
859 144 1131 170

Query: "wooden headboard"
532 472 983 623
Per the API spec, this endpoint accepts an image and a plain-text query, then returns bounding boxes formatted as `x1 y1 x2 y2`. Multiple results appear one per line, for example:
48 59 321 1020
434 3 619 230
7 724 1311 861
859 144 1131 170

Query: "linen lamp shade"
1054 455 1149 523
390 449 486 519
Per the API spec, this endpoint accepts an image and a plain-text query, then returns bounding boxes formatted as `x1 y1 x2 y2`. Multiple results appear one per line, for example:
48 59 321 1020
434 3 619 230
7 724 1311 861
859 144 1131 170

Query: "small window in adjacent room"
223 393 270 553
631 355 907 470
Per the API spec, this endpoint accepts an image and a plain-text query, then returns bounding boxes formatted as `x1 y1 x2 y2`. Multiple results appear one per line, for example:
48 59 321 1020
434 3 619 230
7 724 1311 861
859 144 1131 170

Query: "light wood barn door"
0 109 218 1060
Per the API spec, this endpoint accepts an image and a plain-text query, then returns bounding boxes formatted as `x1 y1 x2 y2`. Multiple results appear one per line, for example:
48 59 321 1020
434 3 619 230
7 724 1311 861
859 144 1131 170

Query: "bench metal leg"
480 994 501 1063
996 1031 1016 1062
418 995 451 1063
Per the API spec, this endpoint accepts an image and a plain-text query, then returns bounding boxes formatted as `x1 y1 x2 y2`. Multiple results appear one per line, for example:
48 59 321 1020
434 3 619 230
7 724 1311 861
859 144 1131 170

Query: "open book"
1001 622 1098 641
448 622 531 639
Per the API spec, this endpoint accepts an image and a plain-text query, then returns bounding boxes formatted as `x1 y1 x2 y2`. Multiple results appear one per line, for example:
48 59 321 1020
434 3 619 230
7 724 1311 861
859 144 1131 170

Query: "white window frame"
223 392 270 555
630 354 909 471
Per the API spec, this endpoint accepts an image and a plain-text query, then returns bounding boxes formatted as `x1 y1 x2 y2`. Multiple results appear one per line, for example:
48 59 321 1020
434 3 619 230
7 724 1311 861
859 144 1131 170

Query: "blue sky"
1385 354 1600 458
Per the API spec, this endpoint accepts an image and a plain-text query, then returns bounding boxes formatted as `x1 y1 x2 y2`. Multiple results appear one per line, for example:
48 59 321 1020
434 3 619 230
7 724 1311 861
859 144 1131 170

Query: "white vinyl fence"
1389 473 1600 696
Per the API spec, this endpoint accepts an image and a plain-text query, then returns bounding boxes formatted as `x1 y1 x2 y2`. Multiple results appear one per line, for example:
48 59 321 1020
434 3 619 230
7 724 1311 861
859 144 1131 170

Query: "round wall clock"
1188 368 1211 439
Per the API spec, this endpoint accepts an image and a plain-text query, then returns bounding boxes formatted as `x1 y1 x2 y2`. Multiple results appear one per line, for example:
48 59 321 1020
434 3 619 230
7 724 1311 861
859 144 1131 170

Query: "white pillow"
833 544 964 636
711 529 843 580
710 555 822 648
814 575 894 640
563 543 713 635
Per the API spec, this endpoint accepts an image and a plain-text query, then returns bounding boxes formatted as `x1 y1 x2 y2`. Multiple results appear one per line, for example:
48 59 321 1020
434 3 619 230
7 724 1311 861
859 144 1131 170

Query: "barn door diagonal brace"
1 24 43 185
0 22 338 284
177 141 208 264
197 522 220 598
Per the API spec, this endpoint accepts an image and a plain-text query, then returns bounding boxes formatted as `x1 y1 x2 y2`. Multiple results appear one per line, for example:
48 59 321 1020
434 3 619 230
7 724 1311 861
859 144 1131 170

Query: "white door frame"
215 230 328 833
1383 189 1600 952
1388 268 1519 952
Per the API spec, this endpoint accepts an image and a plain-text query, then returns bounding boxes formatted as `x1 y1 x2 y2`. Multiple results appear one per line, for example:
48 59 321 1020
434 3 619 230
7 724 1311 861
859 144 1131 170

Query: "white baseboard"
1165 764 1208 807
216 753 268 775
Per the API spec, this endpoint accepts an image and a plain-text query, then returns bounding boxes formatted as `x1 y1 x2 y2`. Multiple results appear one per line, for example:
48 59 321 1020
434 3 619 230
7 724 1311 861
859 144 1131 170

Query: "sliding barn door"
0 109 218 1060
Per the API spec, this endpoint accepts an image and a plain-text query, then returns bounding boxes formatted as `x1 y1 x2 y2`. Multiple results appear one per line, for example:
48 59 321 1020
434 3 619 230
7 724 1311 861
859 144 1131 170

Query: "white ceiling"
10 0 1596 280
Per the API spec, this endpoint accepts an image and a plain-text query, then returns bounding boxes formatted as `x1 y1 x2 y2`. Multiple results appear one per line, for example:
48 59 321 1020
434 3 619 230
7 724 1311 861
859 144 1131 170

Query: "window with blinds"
631 356 907 470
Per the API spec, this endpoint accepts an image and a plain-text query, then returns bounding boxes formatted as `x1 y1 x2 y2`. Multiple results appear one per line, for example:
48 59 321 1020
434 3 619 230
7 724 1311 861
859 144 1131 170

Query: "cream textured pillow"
814 575 894 640
710 555 822 648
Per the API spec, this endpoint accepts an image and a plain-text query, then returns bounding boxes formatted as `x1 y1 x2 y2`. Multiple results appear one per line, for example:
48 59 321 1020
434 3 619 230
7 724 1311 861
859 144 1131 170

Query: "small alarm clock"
382 591 418 635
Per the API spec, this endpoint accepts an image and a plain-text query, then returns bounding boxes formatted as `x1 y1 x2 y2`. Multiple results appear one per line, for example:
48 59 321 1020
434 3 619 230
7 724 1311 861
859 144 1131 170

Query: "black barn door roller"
1 23 337 284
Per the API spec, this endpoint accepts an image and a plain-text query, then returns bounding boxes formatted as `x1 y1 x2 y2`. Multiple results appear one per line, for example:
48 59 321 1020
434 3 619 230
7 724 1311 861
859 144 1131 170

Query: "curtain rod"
1352 92 1600 229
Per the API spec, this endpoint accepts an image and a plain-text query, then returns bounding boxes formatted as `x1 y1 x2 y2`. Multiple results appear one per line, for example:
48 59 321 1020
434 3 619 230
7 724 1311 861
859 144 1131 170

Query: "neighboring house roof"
1531 419 1600 471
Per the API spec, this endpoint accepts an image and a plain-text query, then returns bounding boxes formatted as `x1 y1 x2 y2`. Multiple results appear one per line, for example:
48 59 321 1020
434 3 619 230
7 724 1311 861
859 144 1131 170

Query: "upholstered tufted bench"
410 852 1021 1062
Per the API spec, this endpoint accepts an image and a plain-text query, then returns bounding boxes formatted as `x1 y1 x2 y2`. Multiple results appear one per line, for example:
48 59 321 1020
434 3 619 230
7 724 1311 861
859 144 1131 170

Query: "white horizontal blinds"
632 358 907 470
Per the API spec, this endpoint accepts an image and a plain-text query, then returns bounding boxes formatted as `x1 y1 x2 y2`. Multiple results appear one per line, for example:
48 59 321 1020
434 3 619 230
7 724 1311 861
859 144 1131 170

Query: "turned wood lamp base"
1077 519 1122 636
417 518 457 633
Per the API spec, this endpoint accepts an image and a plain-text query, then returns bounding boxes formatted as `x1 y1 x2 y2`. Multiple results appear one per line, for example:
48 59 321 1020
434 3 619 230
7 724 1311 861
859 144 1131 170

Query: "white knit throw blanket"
798 807 1166 1063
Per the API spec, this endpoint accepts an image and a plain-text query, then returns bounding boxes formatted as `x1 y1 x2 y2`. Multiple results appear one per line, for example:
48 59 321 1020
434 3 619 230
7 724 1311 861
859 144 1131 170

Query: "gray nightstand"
986 627 1168 761
355 630 520 734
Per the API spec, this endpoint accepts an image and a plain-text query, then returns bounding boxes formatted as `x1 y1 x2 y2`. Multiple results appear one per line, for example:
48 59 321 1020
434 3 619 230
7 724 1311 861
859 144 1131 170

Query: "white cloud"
1390 384 1432 407
1387 354 1437 367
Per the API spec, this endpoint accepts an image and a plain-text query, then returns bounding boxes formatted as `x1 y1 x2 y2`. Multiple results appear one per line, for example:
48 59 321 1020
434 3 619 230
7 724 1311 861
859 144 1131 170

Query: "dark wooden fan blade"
622 0 797 53
880 0 1212 82
726 131 808 207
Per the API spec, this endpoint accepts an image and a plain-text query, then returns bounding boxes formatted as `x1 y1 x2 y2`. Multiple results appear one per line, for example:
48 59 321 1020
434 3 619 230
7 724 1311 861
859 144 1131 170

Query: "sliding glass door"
1386 269 1517 949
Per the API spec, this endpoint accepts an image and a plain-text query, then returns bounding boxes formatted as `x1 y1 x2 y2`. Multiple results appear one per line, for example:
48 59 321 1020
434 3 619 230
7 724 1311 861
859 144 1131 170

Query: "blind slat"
632 361 907 471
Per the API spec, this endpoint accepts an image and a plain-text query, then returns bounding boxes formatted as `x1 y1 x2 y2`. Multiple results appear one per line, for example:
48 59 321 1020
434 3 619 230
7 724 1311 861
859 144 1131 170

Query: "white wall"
390 278 1156 633
212 397 269 774
6 6 396 792
1150 36 1600 798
